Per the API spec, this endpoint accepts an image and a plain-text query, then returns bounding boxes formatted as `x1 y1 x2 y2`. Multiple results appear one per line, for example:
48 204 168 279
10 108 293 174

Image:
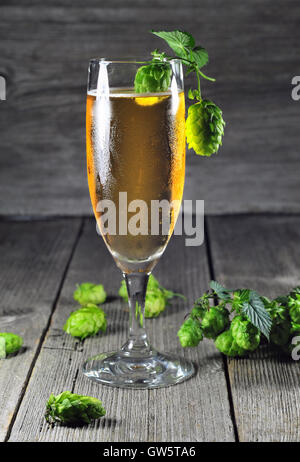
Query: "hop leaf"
190 46 209 69
210 280 232 301
73 283 106 306
0 333 23 357
241 290 272 339
178 317 203 347
151 30 195 58
186 100 225 156
63 304 107 340
45 391 106 426
134 63 171 93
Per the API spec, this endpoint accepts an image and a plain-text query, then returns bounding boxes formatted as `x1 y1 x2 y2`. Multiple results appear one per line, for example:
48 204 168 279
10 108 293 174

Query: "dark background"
0 0 299 216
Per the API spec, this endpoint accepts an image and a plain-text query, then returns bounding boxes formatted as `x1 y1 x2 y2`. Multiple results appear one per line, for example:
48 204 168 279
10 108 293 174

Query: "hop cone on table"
0 332 23 358
186 100 225 156
45 391 106 425
134 63 171 93
63 304 107 340
73 282 106 306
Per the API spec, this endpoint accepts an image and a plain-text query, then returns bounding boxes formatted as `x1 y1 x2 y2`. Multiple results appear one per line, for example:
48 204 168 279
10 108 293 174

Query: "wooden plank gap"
204 216 240 442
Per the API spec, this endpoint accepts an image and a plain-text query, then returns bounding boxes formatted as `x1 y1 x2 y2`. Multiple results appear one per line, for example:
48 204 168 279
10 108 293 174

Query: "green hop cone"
134 63 171 93
288 290 300 323
186 100 225 156
0 333 23 357
201 305 230 339
230 315 260 351
63 304 107 340
215 330 246 357
145 290 166 318
73 283 106 306
178 317 203 347
45 391 106 426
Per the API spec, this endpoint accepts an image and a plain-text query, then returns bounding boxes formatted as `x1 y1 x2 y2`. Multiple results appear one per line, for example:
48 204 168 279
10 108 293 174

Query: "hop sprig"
134 29 225 157
178 282 300 358
45 391 106 426
186 100 225 156
177 282 271 355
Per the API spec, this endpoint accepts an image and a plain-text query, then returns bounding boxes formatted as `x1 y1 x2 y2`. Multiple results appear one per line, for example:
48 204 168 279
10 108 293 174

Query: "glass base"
83 349 195 389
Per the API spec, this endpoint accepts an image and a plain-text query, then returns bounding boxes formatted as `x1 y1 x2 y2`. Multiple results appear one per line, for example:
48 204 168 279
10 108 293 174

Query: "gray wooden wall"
0 0 299 216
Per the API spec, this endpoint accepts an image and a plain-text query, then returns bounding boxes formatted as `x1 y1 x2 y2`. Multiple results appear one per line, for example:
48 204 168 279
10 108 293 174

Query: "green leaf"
210 280 232 301
241 290 272 339
191 46 209 69
236 289 251 303
151 30 195 58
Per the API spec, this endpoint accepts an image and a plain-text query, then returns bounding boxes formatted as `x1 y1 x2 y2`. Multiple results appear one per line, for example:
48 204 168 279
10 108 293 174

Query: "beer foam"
88 87 182 98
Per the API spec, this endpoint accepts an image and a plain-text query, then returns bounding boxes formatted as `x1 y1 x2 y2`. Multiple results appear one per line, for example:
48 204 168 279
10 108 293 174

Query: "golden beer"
86 89 185 272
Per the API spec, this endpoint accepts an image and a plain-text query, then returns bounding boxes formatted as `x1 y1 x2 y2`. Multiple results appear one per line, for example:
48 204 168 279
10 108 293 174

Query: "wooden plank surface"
9 219 235 442
0 1 299 216
207 215 300 442
0 218 81 441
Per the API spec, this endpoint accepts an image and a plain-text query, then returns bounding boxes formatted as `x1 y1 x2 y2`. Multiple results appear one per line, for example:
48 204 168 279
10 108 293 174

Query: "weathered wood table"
0 214 299 442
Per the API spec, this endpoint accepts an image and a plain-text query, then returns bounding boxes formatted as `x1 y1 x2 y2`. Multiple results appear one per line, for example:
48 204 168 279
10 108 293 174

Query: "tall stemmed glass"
83 58 194 388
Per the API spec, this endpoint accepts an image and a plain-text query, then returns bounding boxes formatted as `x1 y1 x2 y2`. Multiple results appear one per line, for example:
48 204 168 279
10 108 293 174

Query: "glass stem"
121 272 151 358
